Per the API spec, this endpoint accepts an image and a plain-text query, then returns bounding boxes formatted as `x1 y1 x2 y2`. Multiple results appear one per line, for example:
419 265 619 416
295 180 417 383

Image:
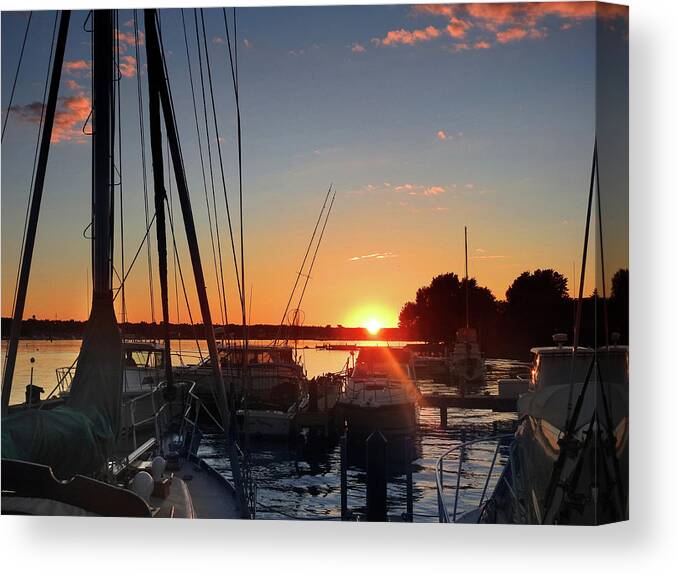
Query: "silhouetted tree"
398 301 418 333
398 273 497 344
505 269 571 347
609 268 629 343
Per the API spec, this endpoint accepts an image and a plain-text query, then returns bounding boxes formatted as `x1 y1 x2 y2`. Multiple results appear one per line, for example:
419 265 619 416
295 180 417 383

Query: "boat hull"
338 402 418 437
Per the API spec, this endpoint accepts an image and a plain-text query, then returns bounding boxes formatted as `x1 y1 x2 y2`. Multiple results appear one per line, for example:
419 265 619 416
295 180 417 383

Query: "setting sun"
365 318 382 335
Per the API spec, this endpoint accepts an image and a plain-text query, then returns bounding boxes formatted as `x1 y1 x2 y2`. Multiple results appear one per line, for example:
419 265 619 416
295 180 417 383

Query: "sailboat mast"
464 226 469 329
1 12 71 415
92 10 115 299
145 25 174 391
144 9 229 429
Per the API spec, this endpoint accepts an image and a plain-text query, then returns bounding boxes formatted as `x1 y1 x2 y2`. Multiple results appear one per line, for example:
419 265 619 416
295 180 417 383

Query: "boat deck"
146 458 239 519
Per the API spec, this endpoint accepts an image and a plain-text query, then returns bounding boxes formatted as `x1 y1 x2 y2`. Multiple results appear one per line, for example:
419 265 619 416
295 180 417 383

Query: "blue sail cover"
2 297 122 479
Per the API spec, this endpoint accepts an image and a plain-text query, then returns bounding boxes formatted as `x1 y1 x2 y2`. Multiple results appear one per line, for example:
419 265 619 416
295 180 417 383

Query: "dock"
420 394 517 427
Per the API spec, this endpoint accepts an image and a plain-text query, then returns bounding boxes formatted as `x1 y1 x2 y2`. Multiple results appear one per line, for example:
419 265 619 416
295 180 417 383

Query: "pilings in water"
340 433 348 521
339 430 415 522
366 431 388 522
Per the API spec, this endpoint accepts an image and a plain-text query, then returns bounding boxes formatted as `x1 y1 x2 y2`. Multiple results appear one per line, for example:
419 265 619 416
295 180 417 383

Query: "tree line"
398 268 629 359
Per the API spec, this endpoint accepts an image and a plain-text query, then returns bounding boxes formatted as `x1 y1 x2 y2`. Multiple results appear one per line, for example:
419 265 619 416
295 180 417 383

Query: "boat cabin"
121 341 166 393
218 345 296 367
352 347 415 380
530 339 628 390
454 327 478 343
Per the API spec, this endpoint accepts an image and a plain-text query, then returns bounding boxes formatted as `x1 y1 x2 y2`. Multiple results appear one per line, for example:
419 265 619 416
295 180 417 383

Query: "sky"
0 3 629 328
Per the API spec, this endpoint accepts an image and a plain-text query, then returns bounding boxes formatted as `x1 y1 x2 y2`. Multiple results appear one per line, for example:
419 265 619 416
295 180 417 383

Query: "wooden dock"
420 394 517 427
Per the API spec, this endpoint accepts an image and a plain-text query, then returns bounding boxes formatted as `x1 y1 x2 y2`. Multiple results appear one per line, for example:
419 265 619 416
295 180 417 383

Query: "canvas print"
0 3 628 524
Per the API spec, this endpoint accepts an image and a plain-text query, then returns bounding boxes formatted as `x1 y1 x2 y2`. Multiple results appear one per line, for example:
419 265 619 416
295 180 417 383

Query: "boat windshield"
597 350 629 385
352 348 411 380
533 350 628 388
214 347 294 367
533 353 593 387
124 349 164 369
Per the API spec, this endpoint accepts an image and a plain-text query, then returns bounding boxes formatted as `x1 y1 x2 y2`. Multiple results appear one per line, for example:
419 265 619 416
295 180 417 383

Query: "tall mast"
91 10 115 300
143 9 229 429
464 226 469 329
145 23 174 392
1 12 71 415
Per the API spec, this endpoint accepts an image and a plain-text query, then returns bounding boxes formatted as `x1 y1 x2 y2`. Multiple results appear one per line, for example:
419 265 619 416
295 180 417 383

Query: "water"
2 339 527 522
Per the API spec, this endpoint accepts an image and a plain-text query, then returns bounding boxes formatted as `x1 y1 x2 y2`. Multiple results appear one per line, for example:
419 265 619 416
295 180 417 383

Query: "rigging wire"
222 8 247 328
6 12 58 369
133 9 156 323
290 190 337 338
1 11 33 142
113 213 157 302
164 195 205 362
200 8 242 310
165 135 183 358
155 10 205 360
115 12 127 324
274 185 332 344
191 8 227 328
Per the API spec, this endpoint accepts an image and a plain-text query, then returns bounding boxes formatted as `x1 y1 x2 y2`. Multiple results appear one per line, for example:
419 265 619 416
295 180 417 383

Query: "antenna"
464 226 469 329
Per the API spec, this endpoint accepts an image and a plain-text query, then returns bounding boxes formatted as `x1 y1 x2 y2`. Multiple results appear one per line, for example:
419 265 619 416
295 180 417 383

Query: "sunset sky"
1 3 628 328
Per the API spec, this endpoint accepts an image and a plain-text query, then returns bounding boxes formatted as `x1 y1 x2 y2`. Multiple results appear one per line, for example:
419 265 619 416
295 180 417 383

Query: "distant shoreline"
0 317 413 343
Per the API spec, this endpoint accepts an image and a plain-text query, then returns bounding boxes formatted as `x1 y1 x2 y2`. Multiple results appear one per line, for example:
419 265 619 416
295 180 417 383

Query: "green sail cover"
2 297 122 479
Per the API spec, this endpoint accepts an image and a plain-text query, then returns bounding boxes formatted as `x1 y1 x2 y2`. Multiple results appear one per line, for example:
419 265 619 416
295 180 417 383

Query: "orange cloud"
64 79 81 91
416 2 627 27
412 2 627 48
474 40 491 49
64 60 90 74
496 27 528 43
424 186 446 196
116 28 142 48
446 17 471 38
118 55 137 78
377 25 441 46
351 43 366 53
15 95 91 144
437 130 447 140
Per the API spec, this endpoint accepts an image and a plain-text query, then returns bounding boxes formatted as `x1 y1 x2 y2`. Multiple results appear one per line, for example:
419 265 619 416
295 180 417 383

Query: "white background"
1 1 676 573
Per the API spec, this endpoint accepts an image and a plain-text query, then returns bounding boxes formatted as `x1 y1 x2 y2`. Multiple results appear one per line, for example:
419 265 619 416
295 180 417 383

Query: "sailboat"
436 141 629 525
449 227 486 386
1 9 253 518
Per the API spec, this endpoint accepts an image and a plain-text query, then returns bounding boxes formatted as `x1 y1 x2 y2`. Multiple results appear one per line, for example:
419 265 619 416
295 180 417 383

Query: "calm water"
2 339 527 522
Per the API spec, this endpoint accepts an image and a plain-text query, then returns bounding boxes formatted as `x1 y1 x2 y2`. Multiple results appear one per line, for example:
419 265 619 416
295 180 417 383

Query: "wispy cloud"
394 183 447 197
373 25 441 47
470 254 508 260
64 60 90 75
351 42 366 53
349 252 398 262
118 55 137 78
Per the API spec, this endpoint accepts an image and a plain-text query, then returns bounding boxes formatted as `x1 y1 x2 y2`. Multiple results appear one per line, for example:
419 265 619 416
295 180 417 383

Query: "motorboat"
176 343 304 412
337 347 420 436
404 343 449 379
436 333 629 524
449 327 485 386
449 227 485 387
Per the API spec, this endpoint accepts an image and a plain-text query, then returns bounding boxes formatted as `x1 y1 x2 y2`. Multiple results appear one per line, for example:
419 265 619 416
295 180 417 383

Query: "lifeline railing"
435 434 513 523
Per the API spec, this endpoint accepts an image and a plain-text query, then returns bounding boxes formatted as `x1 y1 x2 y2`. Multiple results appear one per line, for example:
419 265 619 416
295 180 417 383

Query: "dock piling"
340 433 348 520
366 431 388 522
